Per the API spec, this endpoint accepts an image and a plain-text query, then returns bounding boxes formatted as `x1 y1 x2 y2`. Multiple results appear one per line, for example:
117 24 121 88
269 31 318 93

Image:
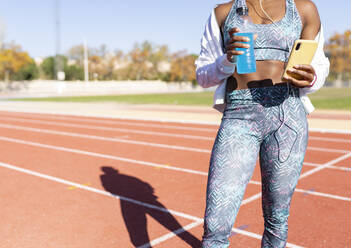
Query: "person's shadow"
100 166 201 247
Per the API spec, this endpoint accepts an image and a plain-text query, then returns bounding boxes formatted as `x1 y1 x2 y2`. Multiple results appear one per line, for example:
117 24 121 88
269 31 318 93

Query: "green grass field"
9 88 351 110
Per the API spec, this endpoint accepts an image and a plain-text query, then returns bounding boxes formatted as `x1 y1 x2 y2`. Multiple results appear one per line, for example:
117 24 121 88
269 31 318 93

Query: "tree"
64 42 172 81
41 55 84 81
64 64 83 81
0 43 33 81
127 41 155 80
12 63 39 81
150 44 170 78
168 52 198 84
325 30 351 82
41 56 55 79
67 44 84 66
89 55 104 80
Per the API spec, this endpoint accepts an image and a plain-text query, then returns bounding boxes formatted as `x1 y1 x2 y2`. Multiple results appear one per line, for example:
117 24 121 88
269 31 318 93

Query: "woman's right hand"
226 27 251 63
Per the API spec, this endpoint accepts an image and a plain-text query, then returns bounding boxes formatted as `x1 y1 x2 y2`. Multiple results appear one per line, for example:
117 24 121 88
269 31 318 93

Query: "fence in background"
0 80 213 99
0 80 348 99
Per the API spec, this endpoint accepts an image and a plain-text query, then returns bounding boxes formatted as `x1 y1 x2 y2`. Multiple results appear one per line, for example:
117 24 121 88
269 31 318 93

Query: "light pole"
0 17 5 50
84 38 89 82
55 0 65 80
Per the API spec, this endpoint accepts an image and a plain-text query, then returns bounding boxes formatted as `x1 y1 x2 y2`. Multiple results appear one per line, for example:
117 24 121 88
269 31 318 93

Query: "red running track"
0 110 350 248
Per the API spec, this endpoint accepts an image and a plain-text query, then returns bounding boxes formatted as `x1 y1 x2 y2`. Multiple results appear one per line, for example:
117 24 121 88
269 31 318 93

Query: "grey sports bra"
222 0 303 62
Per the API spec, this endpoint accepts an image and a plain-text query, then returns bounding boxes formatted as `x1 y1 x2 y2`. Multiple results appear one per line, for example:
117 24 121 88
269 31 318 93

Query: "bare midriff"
230 60 287 90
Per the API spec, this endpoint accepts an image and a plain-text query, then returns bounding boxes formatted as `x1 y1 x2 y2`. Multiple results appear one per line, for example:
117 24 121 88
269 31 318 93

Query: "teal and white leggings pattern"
201 84 309 248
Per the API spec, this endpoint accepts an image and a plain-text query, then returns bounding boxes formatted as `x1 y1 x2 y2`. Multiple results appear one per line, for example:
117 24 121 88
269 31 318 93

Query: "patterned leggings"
201 83 309 248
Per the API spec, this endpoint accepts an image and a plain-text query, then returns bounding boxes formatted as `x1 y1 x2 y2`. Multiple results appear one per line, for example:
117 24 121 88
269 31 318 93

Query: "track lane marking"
2 110 351 136
0 123 210 153
0 136 209 175
2 115 351 144
294 188 351 201
137 220 204 248
0 161 201 222
0 116 214 141
0 123 349 154
0 161 289 246
1 137 349 247
309 136 351 144
299 152 351 179
0 135 350 203
307 146 351 154
141 152 351 247
304 162 351 172
141 219 305 248
0 111 348 247
0 111 219 132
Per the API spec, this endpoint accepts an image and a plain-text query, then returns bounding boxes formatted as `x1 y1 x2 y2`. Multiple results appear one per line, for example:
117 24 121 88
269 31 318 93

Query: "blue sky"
0 0 349 58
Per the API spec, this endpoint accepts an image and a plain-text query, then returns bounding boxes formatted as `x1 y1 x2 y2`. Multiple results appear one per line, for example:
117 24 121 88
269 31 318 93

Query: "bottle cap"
236 6 249 15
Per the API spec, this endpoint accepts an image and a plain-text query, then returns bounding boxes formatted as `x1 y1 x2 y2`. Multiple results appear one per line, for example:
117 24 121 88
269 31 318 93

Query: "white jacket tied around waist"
195 7 330 114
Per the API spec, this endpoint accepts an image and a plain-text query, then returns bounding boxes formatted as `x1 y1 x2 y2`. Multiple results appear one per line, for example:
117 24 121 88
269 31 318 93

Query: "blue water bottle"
235 4 256 74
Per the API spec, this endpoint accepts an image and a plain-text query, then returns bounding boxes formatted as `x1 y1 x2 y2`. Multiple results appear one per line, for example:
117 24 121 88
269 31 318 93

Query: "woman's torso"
220 0 303 90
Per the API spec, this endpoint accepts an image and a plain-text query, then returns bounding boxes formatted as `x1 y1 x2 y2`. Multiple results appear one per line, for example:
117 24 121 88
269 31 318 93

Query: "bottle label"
236 32 256 74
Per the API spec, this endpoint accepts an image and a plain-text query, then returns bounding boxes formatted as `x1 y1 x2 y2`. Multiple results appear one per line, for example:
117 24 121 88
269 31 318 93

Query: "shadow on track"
100 166 201 247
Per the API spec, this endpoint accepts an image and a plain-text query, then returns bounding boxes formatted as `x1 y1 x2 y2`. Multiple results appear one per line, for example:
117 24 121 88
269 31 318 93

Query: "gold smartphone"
282 39 318 80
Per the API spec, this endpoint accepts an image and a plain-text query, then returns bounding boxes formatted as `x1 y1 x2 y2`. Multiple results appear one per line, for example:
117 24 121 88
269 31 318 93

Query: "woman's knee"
262 207 290 239
202 221 231 248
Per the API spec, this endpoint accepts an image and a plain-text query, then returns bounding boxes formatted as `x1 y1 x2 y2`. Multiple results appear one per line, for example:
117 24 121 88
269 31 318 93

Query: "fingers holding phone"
282 64 316 88
282 39 318 88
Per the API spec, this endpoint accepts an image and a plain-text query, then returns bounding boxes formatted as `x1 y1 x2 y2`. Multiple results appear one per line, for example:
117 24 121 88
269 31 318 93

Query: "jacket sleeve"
300 25 330 95
195 9 236 88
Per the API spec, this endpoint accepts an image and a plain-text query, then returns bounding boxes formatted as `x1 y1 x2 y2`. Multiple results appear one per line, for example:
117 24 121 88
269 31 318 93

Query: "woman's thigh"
259 96 309 216
204 117 262 228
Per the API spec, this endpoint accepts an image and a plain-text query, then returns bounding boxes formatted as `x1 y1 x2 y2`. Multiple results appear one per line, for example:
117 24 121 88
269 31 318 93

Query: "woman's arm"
195 5 236 88
299 0 321 40
302 25 330 94
195 53 236 88
283 0 330 92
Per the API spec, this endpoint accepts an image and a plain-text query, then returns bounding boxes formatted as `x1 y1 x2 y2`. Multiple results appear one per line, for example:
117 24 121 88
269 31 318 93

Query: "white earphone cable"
258 0 294 162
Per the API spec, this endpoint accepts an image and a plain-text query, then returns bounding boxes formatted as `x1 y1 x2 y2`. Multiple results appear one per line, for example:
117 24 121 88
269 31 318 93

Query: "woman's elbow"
196 70 221 88
196 75 209 88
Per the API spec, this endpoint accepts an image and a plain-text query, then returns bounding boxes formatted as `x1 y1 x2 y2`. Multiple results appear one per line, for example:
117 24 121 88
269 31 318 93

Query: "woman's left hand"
282 64 316 88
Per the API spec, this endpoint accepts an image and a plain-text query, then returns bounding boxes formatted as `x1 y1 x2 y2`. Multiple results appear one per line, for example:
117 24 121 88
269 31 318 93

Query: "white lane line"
0 123 211 153
300 152 351 179
309 136 351 144
0 116 213 141
309 128 351 135
155 153 351 247
7 116 351 147
0 161 201 222
143 192 305 248
229 227 305 248
0 123 349 155
307 146 351 154
0 111 219 132
241 192 262 205
2 109 351 135
0 161 293 247
0 135 350 203
137 220 204 248
0 136 208 176
3 113 351 144
7 115 351 146
249 179 351 202
294 154 351 201
294 189 351 202
1 139 347 247
304 162 351 172
143 219 304 248
0 111 346 247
